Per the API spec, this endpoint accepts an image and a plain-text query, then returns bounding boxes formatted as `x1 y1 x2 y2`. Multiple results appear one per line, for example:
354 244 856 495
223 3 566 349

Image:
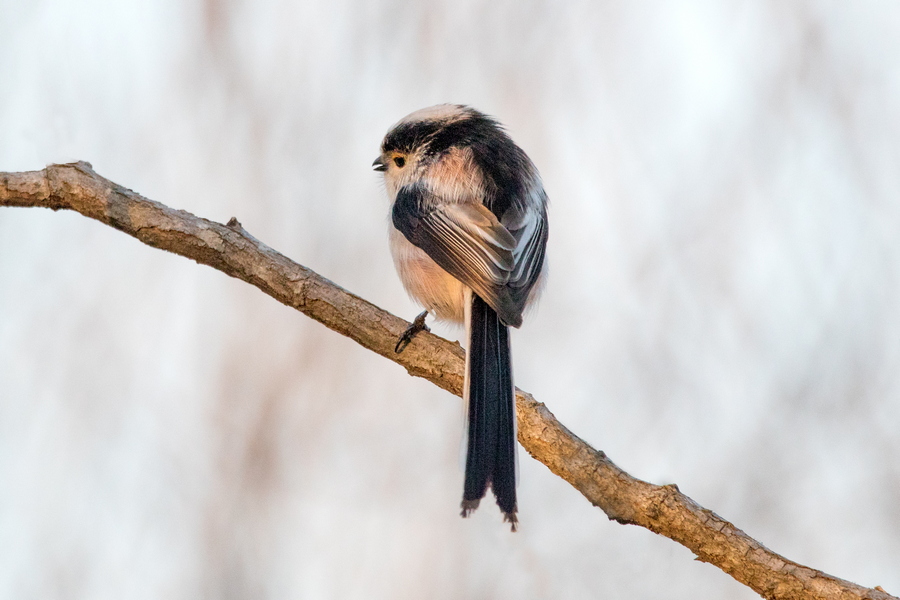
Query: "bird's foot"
394 311 430 353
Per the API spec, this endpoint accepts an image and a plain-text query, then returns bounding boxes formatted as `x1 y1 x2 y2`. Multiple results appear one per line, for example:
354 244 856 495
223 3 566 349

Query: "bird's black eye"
393 156 406 168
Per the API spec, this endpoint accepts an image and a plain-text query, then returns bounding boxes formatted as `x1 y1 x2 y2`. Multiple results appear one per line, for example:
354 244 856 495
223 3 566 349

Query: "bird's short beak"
372 156 387 172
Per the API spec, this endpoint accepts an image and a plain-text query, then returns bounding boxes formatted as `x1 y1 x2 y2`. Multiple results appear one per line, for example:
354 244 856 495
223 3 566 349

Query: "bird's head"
373 104 485 199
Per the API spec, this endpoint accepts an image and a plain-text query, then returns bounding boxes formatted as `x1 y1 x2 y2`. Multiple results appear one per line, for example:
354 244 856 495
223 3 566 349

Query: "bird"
373 104 548 530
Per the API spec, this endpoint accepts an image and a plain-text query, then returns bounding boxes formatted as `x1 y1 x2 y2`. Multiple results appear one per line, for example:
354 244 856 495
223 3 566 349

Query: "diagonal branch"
1 162 894 600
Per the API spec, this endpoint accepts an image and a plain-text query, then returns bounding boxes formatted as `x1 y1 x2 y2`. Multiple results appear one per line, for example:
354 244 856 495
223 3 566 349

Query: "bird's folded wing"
392 184 518 319
504 203 548 295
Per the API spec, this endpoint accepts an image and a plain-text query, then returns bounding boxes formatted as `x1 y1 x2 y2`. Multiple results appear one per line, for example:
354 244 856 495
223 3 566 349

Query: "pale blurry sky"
1 1 899 599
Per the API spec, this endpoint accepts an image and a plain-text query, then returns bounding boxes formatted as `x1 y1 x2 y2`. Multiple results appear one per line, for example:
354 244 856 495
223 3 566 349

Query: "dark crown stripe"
382 121 444 154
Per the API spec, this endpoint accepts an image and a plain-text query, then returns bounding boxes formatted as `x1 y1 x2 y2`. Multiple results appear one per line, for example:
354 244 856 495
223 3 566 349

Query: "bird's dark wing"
501 199 548 312
392 183 522 323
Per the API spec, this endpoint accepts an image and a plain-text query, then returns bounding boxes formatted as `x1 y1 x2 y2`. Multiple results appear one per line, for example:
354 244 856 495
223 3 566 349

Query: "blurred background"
2 1 899 598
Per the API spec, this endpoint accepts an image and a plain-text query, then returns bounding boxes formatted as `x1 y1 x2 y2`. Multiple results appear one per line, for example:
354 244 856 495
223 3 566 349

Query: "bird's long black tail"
461 293 517 530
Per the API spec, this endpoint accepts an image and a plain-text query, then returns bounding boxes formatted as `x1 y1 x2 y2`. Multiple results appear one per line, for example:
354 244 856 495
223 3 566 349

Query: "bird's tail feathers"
461 290 518 530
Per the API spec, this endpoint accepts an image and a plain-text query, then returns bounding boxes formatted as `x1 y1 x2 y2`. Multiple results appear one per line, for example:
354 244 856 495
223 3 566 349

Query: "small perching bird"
374 105 549 530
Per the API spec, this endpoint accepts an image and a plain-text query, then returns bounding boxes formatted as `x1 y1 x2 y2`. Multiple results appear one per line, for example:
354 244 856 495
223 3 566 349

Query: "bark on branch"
1 162 893 600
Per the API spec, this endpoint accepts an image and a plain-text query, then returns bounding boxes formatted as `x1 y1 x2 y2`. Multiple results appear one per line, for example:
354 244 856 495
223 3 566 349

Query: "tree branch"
1 162 893 600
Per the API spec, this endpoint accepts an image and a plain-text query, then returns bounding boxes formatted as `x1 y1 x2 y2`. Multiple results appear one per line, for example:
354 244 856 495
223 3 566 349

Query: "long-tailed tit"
374 105 548 530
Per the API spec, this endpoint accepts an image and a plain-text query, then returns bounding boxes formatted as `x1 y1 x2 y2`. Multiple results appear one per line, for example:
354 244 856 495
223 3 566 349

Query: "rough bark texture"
1 162 894 600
